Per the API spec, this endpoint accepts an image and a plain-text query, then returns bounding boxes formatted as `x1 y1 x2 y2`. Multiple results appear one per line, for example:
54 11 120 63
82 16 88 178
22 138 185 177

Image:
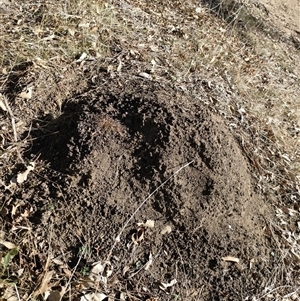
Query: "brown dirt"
1 62 278 300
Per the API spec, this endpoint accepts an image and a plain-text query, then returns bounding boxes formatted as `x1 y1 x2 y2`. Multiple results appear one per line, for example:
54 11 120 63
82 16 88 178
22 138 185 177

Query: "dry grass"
1 0 300 300
0 0 123 170
0 0 123 69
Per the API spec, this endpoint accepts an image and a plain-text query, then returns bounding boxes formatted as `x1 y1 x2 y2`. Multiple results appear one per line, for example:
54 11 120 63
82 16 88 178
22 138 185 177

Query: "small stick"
3 96 17 142
106 160 194 261
14 283 21 301
59 253 83 301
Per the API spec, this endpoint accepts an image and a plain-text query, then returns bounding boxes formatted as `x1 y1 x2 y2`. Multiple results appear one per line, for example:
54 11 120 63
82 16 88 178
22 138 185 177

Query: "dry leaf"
89 261 112 284
11 204 20 216
52 258 65 266
159 279 177 292
18 87 33 99
80 293 108 301
76 52 87 63
144 252 153 270
78 22 90 28
122 265 130 275
15 162 35 184
33 27 43 35
107 65 114 73
68 28 75 36
41 34 55 41
137 220 155 228
139 72 152 80
222 256 240 263
0 239 17 249
117 56 123 72
33 270 54 296
150 45 159 51
1 284 19 301
16 268 24 277
161 225 172 235
52 258 72 276
0 99 7 111
249 258 255 269
21 206 32 218
89 262 105 281
62 267 72 277
35 57 49 69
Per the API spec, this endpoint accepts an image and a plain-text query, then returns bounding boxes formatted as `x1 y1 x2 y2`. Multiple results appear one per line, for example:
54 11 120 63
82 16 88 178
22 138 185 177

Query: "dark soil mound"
6 69 274 300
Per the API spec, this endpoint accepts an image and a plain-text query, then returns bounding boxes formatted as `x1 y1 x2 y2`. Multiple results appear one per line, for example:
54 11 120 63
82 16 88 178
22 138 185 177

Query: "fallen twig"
3 95 18 142
14 283 21 301
59 253 83 301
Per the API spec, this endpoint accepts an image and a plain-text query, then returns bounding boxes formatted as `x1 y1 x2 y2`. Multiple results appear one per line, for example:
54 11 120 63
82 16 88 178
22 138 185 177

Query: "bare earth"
2 62 277 300
259 0 300 33
1 0 300 300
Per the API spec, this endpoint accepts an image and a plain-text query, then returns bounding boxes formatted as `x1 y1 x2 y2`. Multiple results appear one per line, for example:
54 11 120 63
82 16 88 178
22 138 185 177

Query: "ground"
0 1 300 301
261 0 300 34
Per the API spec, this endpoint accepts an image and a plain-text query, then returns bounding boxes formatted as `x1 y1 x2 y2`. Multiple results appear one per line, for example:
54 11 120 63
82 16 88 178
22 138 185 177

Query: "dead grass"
0 0 124 70
1 0 300 300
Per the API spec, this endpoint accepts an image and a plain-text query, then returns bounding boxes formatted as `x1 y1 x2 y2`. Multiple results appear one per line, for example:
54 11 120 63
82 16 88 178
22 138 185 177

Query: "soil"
259 0 300 34
1 64 277 300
